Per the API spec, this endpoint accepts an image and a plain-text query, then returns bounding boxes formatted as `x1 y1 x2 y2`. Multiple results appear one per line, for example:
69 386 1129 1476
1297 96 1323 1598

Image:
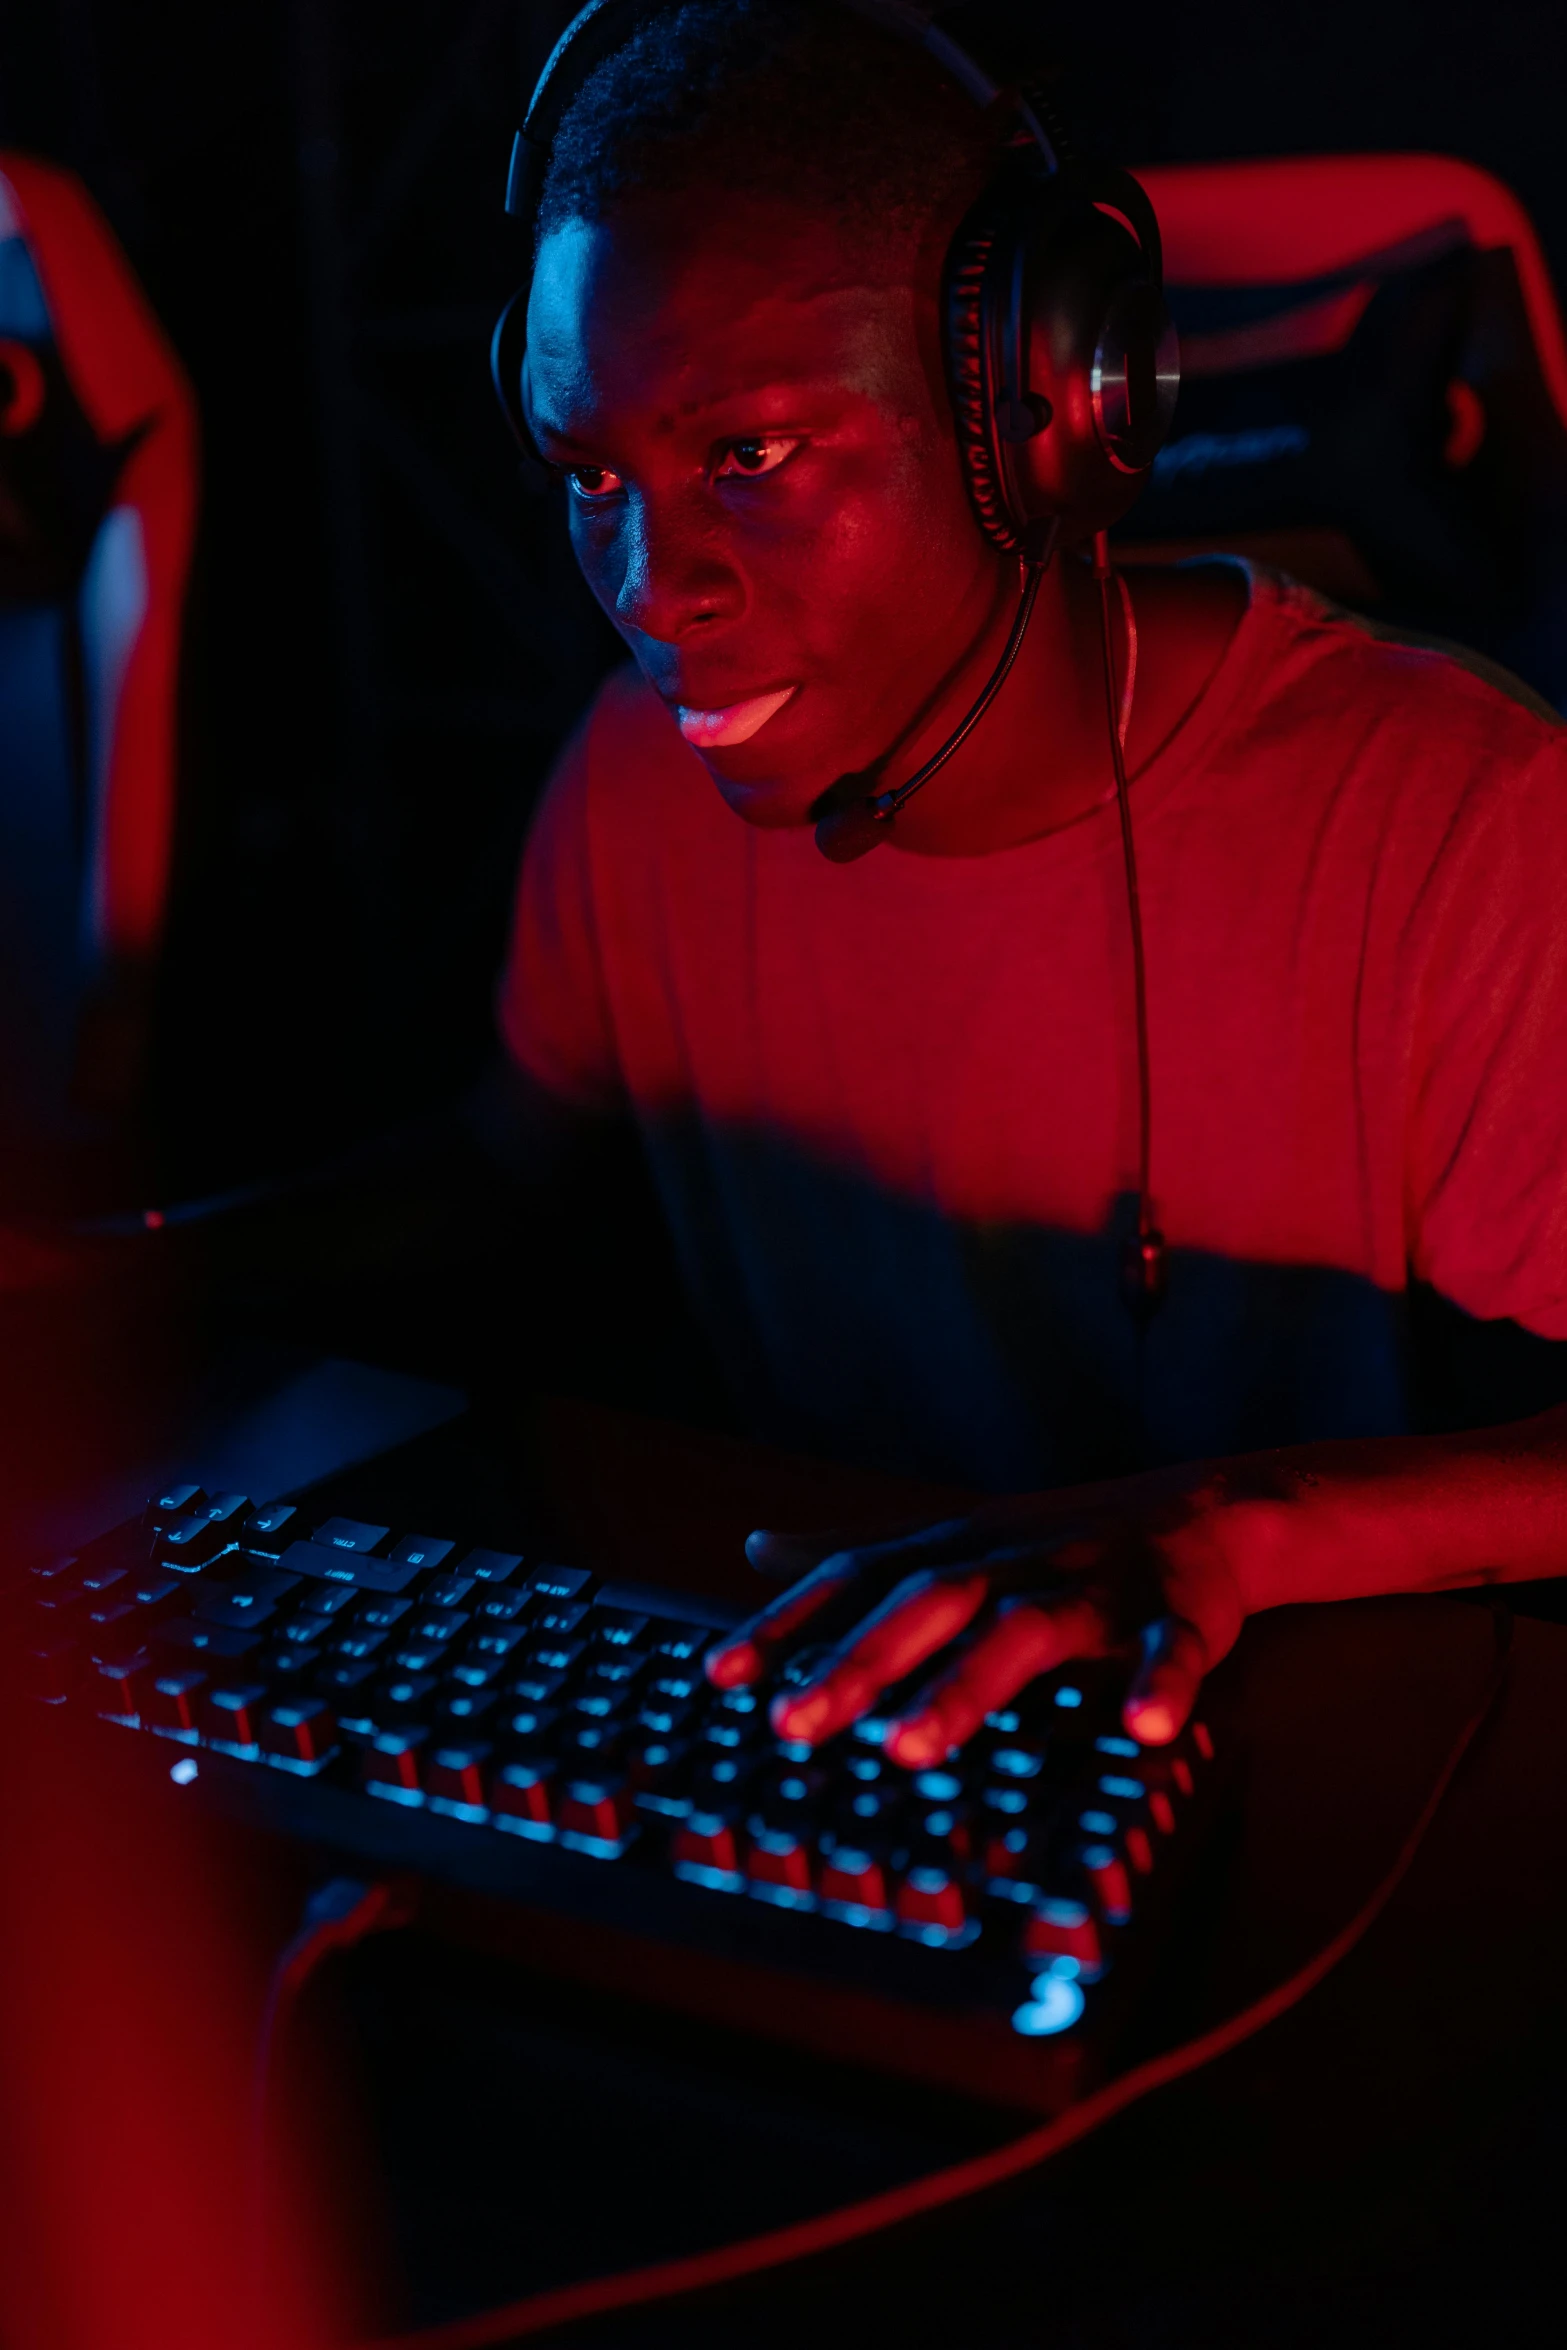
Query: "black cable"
815 534 1055 862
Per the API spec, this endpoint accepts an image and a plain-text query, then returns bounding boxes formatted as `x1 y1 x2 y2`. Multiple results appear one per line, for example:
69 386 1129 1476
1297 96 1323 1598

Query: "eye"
713 436 800 481
565 464 625 503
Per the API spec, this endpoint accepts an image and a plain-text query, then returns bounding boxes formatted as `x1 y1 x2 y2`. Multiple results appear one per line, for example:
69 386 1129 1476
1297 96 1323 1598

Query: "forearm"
1220 1406 1567 1614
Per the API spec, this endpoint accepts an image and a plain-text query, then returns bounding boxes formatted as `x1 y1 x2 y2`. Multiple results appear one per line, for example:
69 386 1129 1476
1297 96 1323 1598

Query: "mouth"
674 686 797 749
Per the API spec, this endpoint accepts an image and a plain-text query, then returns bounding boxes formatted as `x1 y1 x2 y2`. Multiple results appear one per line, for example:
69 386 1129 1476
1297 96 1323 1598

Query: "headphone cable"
1093 529 1166 1324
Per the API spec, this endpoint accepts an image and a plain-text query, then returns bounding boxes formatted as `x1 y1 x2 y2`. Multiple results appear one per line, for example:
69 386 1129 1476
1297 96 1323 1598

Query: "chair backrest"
0 154 197 1186
1120 155 1567 703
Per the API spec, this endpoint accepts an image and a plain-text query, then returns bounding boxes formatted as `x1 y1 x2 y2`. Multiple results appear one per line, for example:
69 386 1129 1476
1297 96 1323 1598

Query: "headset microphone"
813 528 1054 862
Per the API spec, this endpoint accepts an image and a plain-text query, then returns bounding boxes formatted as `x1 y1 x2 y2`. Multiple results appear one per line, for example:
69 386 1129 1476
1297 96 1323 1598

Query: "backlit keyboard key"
819 1848 892 1917
672 1811 743 1882
746 1828 813 1899
292 1579 356 1619
157 1516 225 1569
144 1483 204 1531
239 1502 297 1552
277 1540 422 1595
896 1867 969 1937
463 1548 526 1584
312 1518 390 1556
426 1741 492 1810
260 1697 336 1768
153 1616 261 1663
203 1681 270 1750
557 1772 634 1848
363 1725 427 1801
144 1670 206 1736
389 1534 455 1572
490 1755 556 1834
356 1595 412 1629
421 1575 475 1608
523 1564 586 1600
92 1649 151 1718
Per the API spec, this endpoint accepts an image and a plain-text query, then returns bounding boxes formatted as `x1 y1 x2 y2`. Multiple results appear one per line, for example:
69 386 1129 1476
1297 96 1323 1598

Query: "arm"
706 1408 1567 1761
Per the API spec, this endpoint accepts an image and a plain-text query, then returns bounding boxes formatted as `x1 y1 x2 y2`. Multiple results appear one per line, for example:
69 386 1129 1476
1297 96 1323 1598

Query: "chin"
694 745 829 831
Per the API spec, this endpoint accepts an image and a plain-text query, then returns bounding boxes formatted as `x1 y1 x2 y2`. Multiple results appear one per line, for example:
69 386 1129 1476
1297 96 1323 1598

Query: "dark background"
3 0 1565 1198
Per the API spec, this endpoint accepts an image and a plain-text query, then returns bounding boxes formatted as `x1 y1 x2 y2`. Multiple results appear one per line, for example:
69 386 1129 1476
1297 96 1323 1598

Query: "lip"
673 686 798 749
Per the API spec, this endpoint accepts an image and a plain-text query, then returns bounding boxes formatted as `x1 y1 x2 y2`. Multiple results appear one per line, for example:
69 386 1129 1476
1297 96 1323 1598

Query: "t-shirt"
498 566 1567 1490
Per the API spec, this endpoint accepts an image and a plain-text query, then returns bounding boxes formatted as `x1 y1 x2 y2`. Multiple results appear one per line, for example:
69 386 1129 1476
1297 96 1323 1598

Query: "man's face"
525 191 1006 827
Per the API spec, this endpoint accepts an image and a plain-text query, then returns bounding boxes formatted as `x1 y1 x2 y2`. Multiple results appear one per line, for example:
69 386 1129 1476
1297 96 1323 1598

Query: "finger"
1122 1615 1207 1744
769 1569 991 1746
705 1553 862 1688
885 1594 1109 1767
743 1528 854 1581
709 1516 991 1691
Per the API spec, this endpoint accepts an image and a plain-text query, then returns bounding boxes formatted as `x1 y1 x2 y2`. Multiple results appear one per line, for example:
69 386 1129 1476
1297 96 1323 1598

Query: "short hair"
536 0 1041 261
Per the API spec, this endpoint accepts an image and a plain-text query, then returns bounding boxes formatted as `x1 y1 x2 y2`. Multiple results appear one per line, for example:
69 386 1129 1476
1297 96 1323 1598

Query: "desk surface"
292 1399 1567 2350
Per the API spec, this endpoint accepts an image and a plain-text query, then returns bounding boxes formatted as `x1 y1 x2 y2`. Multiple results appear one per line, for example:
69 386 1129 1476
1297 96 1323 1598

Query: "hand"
704 1470 1259 1763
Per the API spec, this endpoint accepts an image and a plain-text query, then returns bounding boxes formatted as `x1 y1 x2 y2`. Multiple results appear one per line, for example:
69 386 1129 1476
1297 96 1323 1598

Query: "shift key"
278 1539 423 1594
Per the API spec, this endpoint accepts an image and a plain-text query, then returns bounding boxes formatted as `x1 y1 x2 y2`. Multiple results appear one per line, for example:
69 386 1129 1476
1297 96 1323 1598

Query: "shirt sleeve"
1406 735 1567 1340
496 708 624 1114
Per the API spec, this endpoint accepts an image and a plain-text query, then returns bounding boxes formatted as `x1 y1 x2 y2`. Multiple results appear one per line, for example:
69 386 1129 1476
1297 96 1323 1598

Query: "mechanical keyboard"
18 1476 1222 2113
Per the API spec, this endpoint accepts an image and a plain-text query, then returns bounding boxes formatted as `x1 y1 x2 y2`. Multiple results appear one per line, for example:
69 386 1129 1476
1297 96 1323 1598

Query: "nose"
606 490 745 643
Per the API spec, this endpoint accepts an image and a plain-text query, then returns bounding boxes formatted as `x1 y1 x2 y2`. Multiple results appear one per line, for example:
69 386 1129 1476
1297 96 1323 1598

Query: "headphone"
492 0 1174 1320
492 0 1178 554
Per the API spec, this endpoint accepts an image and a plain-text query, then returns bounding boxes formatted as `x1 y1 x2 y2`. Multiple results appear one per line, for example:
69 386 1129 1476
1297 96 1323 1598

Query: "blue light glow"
1011 1978 1085 2036
990 1748 1042 1779
1098 1774 1146 1801
1079 1810 1117 1836
169 1757 199 1785
1096 1735 1140 1758
913 1770 962 1801
1053 1686 1083 1709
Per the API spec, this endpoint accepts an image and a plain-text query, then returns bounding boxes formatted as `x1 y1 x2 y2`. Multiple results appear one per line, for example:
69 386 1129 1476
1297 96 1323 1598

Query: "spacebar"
275 1538 422 1593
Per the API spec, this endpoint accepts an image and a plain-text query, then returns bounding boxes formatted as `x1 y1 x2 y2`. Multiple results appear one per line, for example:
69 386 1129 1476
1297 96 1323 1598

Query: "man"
496 0 1567 1761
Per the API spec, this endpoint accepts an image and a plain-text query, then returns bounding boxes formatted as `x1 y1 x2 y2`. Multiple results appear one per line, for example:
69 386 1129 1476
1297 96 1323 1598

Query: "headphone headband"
493 0 1177 546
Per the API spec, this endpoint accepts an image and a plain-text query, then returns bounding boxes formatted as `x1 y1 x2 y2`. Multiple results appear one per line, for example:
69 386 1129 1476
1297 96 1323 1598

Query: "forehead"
525 198 926 435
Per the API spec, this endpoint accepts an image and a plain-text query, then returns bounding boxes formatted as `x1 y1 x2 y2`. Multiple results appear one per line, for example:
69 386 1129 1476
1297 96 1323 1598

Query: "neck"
867 551 1123 859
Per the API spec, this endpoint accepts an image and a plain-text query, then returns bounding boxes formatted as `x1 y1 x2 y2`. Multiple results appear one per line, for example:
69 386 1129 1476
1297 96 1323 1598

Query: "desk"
296 1400 1567 2350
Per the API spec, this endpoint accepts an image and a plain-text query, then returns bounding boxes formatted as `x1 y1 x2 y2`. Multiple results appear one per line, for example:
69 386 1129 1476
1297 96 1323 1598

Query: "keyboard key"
262 1641 322 1677
421 1574 475 1608
746 1827 813 1898
1081 1844 1133 1925
314 1657 377 1702
1023 1896 1103 1973
153 1616 261 1663
392 1641 451 1674
389 1533 455 1572
509 1666 569 1705
672 1810 743 1881
533 1603 588 1638
490 1755 557 1832
355 1595 413 1629
474 1589 531 1625
156 1516 226 1569
192 1568 299 1632
651 1624 712 1665
77 1559 132 1595
363 1725 427 1800
260 1696 337 1768
292 1579 357 1619
333 1628 388 1661
504 1703 560 1742
144 1482 205 1532
239 1501 297 1552
895 1867 968 1937
426 1741 492 1810
127 1570 185 1609
463 1548 527 1584
277 1539 422 1594
557 1773 634 1848
193 1492 250 1531
468 1625 526 1664
592 1609 649 1650
312 1517 390 1556
819 1847 893 1917
522 1564 585 1600
144 1669 206 1736
24 1632 82 1702
203 1681 270 1749
557 1720 625 1767
526 1638 585 1674
436 1684 497 1727
84 1599 143 1651
408 1608 469 1642
377 1671 437 1716
92 1649 151 1717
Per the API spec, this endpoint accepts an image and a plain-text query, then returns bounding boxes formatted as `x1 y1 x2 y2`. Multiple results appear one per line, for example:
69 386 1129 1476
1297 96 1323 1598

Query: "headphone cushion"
944 213 1022 554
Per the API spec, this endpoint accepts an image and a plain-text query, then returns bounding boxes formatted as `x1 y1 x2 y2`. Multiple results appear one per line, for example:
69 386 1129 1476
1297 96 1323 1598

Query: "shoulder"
1254 567 1562 757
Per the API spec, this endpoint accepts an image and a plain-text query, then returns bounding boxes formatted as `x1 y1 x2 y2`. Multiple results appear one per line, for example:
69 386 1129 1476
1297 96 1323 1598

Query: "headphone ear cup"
945 202 1029 554
944 172 1180 550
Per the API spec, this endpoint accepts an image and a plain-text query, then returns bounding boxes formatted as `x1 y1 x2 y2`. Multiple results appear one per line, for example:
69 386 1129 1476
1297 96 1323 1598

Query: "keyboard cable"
249 1875 417 2305
351 1606 1512 2348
